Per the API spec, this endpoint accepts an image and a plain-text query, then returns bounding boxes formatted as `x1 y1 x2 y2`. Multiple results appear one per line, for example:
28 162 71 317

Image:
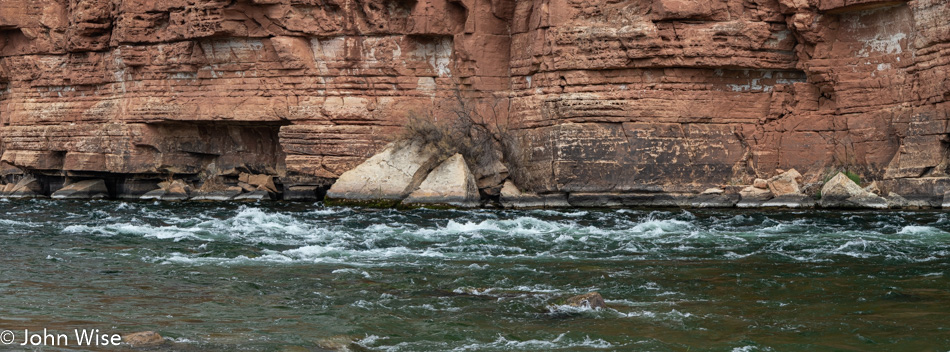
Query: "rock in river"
123 331 164 347
564 292 607 310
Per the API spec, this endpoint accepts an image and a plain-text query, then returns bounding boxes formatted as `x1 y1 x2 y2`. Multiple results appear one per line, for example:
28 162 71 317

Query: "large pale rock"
821 173 866 200
767 169 803 196
3 176 44 198
403 154 480 207
820 173 887 208
327 141 441 204
51 180 108 199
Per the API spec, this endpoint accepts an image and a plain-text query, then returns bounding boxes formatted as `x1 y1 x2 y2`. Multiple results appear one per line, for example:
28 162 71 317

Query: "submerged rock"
316 335 360 352
51 179 108 199
123 331 164 347
327 141 441 206
403 154 480 208
564 292 607 309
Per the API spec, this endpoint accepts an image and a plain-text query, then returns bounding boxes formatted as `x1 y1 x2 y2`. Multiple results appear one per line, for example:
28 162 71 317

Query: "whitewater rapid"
1 199 947 351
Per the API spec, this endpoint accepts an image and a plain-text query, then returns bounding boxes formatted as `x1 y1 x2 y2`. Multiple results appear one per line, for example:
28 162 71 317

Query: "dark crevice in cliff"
823 1 908 14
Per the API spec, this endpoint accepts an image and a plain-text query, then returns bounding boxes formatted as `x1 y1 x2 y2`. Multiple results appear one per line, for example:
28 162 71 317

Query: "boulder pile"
327 142 482 208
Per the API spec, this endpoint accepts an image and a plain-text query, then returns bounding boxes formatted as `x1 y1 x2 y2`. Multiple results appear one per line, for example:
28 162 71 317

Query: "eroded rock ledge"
0 0 949 208
324 143 935 209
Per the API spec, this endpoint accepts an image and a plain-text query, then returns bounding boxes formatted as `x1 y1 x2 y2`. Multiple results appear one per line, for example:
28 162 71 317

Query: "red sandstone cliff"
0 0 948 202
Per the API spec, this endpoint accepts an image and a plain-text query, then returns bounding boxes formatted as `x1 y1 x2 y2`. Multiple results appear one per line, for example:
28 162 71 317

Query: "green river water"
0 199 947 351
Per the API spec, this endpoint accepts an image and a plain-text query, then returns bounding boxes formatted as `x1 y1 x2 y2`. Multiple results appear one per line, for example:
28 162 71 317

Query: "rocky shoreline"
4 141 948 211
1 182 945 210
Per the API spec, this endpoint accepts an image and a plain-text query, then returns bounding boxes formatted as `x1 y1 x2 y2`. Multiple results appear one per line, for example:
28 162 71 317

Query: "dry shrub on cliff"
401 89 533 191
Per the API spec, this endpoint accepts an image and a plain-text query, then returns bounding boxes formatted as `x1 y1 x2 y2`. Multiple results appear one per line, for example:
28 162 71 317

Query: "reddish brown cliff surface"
0 0 948 203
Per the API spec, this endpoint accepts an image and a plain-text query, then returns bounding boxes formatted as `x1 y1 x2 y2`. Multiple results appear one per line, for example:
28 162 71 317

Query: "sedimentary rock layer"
0 0 948 203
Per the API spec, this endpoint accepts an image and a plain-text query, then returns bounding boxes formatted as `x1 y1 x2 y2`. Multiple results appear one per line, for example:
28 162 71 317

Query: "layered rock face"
512 0 950 201
0 0 948 203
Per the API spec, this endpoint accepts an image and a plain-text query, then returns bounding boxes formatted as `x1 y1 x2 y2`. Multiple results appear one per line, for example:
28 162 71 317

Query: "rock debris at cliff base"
0 0 949 207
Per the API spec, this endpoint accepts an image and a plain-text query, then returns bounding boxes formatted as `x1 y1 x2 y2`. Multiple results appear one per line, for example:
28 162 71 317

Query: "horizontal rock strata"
0 0 948 208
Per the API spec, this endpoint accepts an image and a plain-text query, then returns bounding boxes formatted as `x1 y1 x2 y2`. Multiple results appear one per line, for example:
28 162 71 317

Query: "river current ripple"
0 199 948 351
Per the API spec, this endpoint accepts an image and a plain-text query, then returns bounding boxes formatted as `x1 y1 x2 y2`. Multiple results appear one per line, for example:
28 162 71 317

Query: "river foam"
2 201 949 351
49 205 950 267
